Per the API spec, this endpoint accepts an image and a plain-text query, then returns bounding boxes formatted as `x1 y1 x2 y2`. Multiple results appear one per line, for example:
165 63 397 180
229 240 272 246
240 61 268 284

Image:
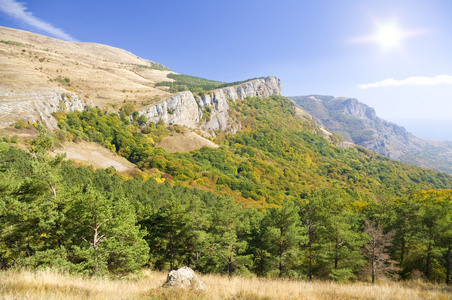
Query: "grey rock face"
139 91 202 127
163 267 205 290
290 95 419 159
0 90 87 128
139 76 281 135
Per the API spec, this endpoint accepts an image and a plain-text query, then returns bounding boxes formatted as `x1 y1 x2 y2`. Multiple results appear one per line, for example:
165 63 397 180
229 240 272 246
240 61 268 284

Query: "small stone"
162 267 205 290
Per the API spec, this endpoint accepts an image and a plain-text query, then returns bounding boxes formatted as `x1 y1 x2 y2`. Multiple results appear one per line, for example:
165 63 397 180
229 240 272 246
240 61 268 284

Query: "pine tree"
66 186 149 275
202 197 251 277
144 192 201 270
265 200 303 277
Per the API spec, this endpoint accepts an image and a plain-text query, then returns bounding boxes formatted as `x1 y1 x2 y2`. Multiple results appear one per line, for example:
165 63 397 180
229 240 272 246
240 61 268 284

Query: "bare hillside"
53 142 136 172
158 131 219 153
0 26 173 125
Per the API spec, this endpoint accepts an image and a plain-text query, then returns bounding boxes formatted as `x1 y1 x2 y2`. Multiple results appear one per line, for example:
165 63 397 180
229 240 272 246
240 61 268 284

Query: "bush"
137 114 148 125
120 104 136 117
329 268 356 282
14 120 29 129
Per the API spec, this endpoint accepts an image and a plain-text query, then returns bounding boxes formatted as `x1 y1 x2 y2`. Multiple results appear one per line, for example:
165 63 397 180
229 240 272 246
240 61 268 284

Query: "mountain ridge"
1 25 451 176
0 26 280 137
289 95 452 174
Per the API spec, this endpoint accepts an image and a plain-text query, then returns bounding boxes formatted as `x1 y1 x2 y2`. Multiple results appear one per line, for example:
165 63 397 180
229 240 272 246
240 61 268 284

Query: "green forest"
1 94 452 283
155 73 264 95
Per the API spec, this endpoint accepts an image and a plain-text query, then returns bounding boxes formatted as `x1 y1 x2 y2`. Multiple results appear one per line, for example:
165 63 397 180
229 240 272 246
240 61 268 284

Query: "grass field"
1 269 451 300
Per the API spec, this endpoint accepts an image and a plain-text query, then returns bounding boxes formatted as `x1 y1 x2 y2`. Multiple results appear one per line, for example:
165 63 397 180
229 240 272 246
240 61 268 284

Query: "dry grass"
1 269 452 300
0 26 172 125
158 131 219 153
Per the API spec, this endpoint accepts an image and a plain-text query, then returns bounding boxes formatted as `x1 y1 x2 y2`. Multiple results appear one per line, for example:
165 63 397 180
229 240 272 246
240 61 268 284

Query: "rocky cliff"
0 90 89 128
0 26 281 135
289 95 452 174
138 77 281 135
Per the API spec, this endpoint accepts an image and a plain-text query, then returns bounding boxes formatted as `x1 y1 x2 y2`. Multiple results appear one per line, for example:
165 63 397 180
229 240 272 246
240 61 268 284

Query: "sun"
375 23 403 50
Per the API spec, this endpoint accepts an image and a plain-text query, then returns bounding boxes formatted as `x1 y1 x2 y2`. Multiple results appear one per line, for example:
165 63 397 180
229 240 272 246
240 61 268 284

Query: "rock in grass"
162 267 205 290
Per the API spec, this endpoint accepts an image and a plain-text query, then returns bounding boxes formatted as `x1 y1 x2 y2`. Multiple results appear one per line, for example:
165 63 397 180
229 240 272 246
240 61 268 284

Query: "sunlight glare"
376 23 403 50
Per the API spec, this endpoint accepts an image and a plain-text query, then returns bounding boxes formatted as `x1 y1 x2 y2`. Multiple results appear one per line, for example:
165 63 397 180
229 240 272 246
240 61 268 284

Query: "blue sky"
1 0 451 140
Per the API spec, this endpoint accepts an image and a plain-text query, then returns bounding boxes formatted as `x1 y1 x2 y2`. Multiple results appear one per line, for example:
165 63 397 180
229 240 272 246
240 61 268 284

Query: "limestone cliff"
138 76 281 135
0 26 172 129
0 27 282 135
0 90 90 128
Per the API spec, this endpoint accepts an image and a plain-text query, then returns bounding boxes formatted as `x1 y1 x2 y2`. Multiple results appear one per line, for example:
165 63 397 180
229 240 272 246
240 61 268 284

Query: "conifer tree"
202 197 251 277
265 200 303 277
66 186 149 275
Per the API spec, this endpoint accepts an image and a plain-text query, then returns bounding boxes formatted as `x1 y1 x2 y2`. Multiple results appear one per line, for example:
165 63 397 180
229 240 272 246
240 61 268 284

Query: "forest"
154 73 264 95
1 94 452 284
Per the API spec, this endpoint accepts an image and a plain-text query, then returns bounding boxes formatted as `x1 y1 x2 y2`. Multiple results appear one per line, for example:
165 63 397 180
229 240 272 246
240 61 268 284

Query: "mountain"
0 26 280 137
2 26 452 283
1 25 451 194
0 26 175 128
289 95 452 174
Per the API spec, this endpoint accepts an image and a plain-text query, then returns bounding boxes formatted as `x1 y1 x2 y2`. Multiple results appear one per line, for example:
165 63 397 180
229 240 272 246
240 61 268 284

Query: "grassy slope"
155 73 264 94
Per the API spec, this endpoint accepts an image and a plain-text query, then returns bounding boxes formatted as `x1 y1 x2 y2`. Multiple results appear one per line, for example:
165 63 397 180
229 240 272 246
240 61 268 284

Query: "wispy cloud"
359 75 452 89
0 0 76 41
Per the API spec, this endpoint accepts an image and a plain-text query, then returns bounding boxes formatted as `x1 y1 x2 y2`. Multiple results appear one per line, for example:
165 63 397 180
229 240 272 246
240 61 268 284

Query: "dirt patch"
54 141 135 172
158 131 219 153
294 106 312 120
0 125 135 171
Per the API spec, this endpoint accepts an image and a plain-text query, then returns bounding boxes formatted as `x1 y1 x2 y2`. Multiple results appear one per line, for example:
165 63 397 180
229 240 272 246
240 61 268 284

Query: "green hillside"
1 94 452 282
55 95 451 206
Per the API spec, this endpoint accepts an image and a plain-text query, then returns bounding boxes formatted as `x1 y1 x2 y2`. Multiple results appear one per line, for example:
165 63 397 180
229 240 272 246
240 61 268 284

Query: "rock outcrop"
0 90 89 128
0 26 172 129
138 76 281 135
163 267 205 290
0 27 281 136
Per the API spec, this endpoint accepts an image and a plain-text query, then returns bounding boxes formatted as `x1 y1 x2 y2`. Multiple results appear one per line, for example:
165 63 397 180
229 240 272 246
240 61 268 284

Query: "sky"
1 0 451 141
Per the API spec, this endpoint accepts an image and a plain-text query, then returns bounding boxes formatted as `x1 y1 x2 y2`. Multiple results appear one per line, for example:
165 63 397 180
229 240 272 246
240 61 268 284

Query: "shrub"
120 103 136 117
137 114 148 125
14 120 28 129
329 268 356 282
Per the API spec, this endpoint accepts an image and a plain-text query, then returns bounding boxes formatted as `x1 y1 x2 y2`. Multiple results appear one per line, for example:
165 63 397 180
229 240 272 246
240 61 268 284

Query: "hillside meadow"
1 269 451 300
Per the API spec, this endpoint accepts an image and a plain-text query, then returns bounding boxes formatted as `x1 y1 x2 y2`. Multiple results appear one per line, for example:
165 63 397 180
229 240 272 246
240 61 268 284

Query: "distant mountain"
289 95 452 175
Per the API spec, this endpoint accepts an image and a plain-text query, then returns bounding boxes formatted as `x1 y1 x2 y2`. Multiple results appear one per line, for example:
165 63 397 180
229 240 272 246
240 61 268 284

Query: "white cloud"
359 75 452 89
0 0 76 41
